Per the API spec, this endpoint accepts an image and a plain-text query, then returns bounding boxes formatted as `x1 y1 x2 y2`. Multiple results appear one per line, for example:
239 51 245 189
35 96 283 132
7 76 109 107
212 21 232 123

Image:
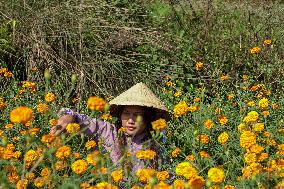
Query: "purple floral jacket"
59 108 163 172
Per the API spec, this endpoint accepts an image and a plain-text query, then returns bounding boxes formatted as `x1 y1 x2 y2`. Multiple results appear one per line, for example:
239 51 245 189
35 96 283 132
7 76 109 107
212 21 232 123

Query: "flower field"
0 49 284 189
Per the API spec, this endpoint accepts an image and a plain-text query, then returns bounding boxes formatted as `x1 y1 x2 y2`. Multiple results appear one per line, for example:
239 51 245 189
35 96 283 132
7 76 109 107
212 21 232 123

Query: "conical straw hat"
109 82 170 120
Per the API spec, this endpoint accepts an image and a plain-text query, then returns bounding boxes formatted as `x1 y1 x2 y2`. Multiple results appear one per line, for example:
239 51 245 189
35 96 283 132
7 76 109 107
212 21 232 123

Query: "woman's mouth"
126 126 136 131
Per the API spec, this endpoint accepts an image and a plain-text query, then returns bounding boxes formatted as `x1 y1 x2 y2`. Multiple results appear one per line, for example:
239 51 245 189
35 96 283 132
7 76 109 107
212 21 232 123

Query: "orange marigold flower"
87 96 106 111
253 123 264 132
34 177 45 188
10 106 33 124
188 105 198 112
36 103 49 114
250 47 261 54
263 39 272 46
185 154 196 161
188 175 205 189
240 131 256 149
171 148 182 158
173 101 189 118
71 159 88 174
49 119 58 126
195 62 203 71
199 151 210 158
40 167 50 178
24 150 39 163
157 171 169 181
173 179 185 189
101 113 112 121
204 119 214 129
197 134 210 144
220 75 229 81
55 146 71 159
151 118 167 131
136 149 156 160
218 115 228 126
136 169 156 183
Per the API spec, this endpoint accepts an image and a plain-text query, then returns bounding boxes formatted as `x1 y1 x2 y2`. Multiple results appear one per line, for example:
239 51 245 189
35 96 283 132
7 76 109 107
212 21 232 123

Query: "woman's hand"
50 114 76 135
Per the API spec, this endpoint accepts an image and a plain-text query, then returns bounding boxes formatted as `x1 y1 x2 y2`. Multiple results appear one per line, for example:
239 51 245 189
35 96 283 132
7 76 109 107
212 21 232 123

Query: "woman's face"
121 105 147 136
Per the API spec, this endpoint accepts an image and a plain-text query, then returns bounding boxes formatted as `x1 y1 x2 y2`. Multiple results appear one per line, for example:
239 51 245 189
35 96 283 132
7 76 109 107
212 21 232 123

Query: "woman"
50 82 170 171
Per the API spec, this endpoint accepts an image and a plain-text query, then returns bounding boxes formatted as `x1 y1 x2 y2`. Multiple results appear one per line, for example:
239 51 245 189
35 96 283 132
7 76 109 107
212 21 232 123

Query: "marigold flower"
174 91 182 97
224 185 235 189
49 119 57 126
66 123 80 134
34 177 45 188
136 149 156 160
218 132 229 145
175 162 197 180
243 111 259 123
262 111 269 117
195 62 203 71
86 151 100 166
166 81 174 87
218 115 228 126
240 131 256 149
156 171 169 181
263 38 272 46
215 107 222 114
5 123 13 129
55 146 71 159
71 159 88 174
40 168 50 178
199 151 210 158
16 179 28 189
188 175 205 189
188 105 198 112
24 150 39 162
136 169 156 183
253 123 264 132
204 119 214 129
55 160 66 171
111 169 123 183
101 113 112 121
250 47 261 54
10 106 33 124
41 134 56 145
185 154 196 161
37 103 49 114
173 101 189 118
257 153 269 162
193 98 201 103
244 152 257 165
84 140 96 150
151 118 167 131
208 167 225 184
171 148 181 158
87 96 106 111
26 172 35 180
197 134 209 144
45 92 56 103
220 75 229 81
258 98 269 110
173 179 185 189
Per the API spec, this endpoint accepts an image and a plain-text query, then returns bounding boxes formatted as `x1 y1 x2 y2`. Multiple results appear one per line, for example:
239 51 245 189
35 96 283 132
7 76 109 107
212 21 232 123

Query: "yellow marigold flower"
188 105 198 112
249 144 264 154
26 172 35 180
34 177 45 188
36 103 49 114
166 81 174 87
253 123 264 132
56 146 71 159
66 123 80 134
244 152 257 165
13 151 21 159
195 62 203 71
136 149 156 160
243 111 259 123
22 81 36 89
16 179 28 189
40 168 50 178
197 134 209 144
173 91 182 98
49 119 57 126
136 169 156 183
240 131 256 149
24 150 39 162
215 107 222 114
101 113 112 121
208 167 225 184
238 123 249 132
267 139 276 146
4 71 13 77
10 106 33 124
204 119 214 129
45 92 56 103
262 111 269 117
175 162 198 180
41 134 56 145
86 151 100 166
174 179 185 189
0 67 8 74
247 101 255 107
224 185 235 189
157 171 169 181
95 182 118 189
87 96 106 111
199 151 210 158
171 148 181 158
55 160 66 171
111 169 123 183
250 47 261 54
151 118 167 131
218 132 229 145
220 75 229 81
173 101 190 118
263 39 272 46
258 98 269 110
85 140 96 150
218 115 228 126
29 128 39 136
71 159 88 174
188 175 205 189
